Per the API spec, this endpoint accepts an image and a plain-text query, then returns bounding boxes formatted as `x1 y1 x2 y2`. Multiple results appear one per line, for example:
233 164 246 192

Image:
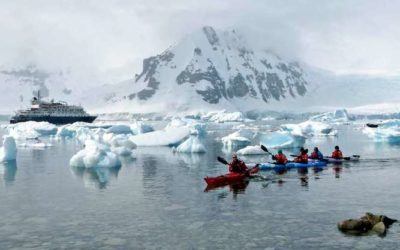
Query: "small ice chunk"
237 145 265 155
281 121 335 136
176 136 206 153
70 140 121 168
221 129 254 150
106 125 132 134
259 131 306 149
8 121 57 139
129 126 190 147
130 122 154 135
0 136 17 162
310 109 353 123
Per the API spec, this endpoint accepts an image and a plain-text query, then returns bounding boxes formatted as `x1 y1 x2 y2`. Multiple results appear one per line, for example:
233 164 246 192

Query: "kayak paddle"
260 145 272 155
217 156 229 165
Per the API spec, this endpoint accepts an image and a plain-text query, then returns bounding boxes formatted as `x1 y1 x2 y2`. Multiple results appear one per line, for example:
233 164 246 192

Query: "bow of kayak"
324 156 360 163
204 166 259 187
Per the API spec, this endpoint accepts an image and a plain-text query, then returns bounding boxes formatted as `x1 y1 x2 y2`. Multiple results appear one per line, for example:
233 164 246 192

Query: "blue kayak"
260 160 327 171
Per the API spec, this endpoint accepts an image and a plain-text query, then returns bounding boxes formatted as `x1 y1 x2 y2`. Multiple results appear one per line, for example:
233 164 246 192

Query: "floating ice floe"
222 129 254 150
130 126 191 147
106 124 132 134
130 122 154 135
259 131 306 149
8 121 57 139
176 136 206 153
310 109 353 123
70 140 121 168
363 120 400 143
281 121 336 136
174 121 207 153
108 134 137 157
237 145 265 155
0 136 17 162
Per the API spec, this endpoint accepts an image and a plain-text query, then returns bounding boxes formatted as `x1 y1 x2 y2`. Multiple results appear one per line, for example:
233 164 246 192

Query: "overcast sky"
1 0 400 84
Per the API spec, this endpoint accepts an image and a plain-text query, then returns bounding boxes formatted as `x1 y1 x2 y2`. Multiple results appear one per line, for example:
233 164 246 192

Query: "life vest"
229 160 248 173
274 154 288 164
332 150 343 159
310 151 323 160
295 153 308 163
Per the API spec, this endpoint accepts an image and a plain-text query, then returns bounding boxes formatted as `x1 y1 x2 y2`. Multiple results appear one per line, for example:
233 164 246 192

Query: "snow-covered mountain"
88 26 310 114
89 26 400 115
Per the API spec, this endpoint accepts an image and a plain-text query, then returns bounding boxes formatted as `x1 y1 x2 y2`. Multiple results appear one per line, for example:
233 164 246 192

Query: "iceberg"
221 129 254 150
109 135 137 156
0 136 17 162
259 131 306 149
129 126 190 147
176 136 206 153
281 121 335 136
363 120 400 143
8 121 57 139
130 122 154 135
237 145 265 155
70 140 121 168
106 125 132 134
310 109 353 123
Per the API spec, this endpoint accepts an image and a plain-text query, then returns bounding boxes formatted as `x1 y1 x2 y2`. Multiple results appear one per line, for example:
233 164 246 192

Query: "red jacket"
229 159 248 173
332 150 343 159
274 154 288 164
295 153 308 163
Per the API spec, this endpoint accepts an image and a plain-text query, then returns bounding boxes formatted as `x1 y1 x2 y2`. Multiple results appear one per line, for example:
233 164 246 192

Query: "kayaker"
331 146 343 159
294 148 308 163
272 150 288 164
310 147 324 160
229 154 248 174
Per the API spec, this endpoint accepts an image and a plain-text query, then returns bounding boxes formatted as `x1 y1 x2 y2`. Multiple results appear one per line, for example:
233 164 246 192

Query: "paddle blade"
260 145 269 153
366 123 379 128
217 156 229 165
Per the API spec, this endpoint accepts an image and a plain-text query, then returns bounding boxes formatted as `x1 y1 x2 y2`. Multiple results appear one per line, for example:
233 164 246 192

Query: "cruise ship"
10 94 97 124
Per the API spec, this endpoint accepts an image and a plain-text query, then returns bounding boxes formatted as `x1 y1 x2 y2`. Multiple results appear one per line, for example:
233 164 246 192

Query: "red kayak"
204 166 260 187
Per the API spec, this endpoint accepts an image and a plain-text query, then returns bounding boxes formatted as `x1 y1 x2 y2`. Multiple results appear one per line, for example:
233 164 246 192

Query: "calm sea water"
0 121 399 249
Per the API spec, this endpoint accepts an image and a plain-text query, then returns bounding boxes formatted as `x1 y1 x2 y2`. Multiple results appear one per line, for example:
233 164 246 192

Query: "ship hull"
10 115 97 125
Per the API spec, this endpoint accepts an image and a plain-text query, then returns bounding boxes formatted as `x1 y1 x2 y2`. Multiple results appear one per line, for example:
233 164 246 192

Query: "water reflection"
0 160 17 186
333 166 343 178
175 153 201 167
205 180 250 197
71 166 121 189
